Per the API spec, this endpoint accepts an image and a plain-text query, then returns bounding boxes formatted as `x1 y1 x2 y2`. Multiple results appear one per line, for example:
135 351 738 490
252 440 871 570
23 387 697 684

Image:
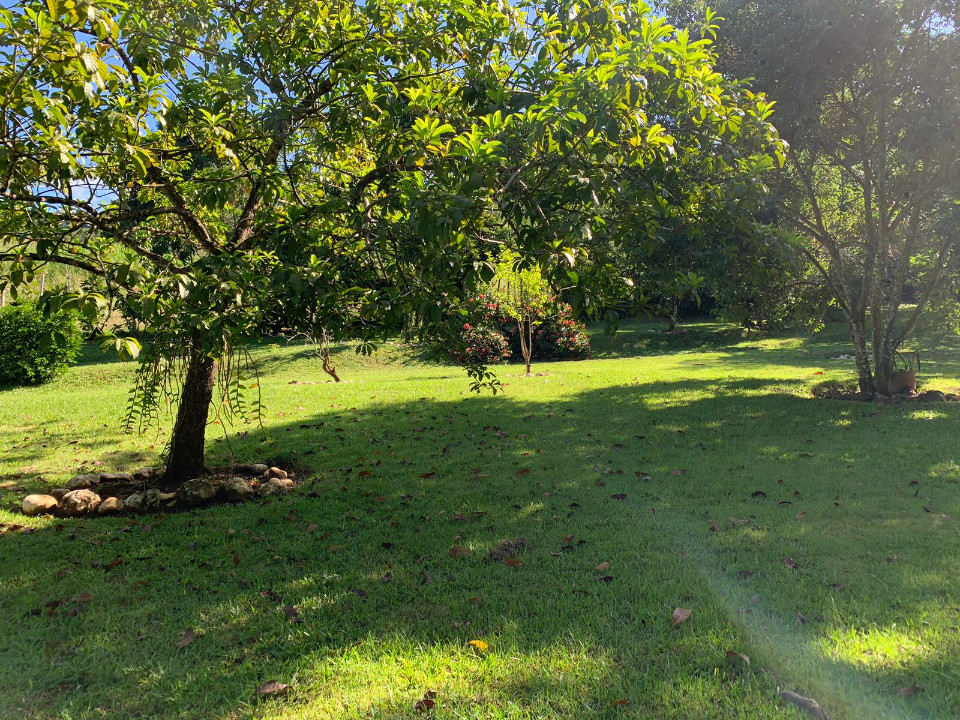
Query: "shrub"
449 322 511 366
0 303 83 386
533 304 591 360
437 295 589 366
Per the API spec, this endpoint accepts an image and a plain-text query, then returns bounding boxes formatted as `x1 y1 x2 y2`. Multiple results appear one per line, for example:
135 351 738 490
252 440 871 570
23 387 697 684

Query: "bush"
533 304 591 360
449 322 511 366
437 295 589 365
0 303 83 386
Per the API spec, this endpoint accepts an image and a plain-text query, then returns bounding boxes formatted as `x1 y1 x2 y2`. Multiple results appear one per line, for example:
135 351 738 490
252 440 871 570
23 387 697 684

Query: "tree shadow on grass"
1 380 958 719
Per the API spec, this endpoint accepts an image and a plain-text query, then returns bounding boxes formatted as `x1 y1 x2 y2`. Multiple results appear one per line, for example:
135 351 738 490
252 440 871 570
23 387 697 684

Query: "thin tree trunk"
518 318 533 376
849 317 875 394
165 344 217 484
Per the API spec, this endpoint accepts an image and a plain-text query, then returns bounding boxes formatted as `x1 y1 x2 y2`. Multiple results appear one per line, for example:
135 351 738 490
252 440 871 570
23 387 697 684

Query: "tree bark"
849 317 875 394
165 345 217 484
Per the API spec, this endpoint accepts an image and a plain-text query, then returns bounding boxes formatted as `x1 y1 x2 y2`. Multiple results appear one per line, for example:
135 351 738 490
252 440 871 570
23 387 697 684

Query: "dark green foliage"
0 303 82 386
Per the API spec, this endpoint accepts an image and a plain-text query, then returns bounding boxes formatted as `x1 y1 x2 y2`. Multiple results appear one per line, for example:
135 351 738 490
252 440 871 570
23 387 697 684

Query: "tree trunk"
849 317 875 394
873 342 896 397
165 345 217 484
518 318 533 376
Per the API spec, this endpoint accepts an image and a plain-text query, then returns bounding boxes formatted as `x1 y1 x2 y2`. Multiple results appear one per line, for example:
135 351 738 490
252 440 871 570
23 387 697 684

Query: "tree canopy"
660 0 960 393
0 0 783 482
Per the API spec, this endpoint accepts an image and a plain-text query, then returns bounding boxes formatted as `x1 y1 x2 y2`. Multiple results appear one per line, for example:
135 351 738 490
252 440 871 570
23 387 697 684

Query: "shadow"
2 373 959 718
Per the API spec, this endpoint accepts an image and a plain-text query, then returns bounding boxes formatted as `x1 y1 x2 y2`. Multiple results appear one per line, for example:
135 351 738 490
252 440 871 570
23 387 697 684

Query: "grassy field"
1 321 959 719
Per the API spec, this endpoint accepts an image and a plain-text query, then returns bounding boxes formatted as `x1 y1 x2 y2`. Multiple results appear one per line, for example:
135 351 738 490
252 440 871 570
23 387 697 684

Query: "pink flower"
464 323 472 330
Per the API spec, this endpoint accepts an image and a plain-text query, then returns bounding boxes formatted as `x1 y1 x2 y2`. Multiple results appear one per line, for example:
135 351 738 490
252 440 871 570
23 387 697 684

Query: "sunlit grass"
0 320 959 719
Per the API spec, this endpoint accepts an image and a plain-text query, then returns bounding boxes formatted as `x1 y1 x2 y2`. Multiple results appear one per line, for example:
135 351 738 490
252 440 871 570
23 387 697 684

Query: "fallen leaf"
420 472 435 479
71 592 93 603
726 650 751 665
503 558 524 567
709 520 720 532
751 490 767 499
375 496 389 503
784 556 798 570
671 470 685 476
898 682 919 697
795 512 807 520
597 561 611 572
468 639 489 652
413 690 437 713
610 493 627 500
448 546 473 557
255 680 290 697
672 607 692 627
735 570 754 580
453 512 466 521
305 523 318 534
796 611 807 624
610 699 630 707
515 468 530 476
780 690 828 720
176 628 197 648
232 552 240 567
283 605 300 621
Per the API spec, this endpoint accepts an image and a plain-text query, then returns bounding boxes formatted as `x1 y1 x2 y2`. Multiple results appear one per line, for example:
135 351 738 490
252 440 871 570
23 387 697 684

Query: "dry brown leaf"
176 628 196 649
305 523 318 534
671 470 685 476
725 650 750 665
71 592 94 603
503 558 524 567
780 690 828 720
898 682 919 697
610 699 630 707
448 546 473 557
597 561 611 572
255 680 290 697
671 607 692 627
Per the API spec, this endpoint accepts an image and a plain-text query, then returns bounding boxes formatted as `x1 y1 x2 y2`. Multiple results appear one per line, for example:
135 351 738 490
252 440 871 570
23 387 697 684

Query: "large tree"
661 0 960 394
0 0 783 484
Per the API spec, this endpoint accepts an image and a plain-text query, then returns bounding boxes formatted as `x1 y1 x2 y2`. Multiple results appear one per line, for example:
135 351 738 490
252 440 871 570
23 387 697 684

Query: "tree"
660 0 960 394
486 250 552 376
0 0 784 485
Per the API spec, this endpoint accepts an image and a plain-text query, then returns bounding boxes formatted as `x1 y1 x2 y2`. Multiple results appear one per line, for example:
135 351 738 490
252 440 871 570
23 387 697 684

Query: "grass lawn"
1 321 959 719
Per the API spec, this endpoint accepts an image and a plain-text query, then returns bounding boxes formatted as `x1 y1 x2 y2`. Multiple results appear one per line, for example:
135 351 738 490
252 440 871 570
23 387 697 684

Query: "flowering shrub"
533 304 591 360
449 323 511 365
437 295 589 365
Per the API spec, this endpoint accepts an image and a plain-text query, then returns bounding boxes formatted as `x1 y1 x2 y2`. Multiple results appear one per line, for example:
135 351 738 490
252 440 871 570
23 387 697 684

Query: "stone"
123 488 174 513
259 477 295 496
123 492 145 512
97 497 123 514
947 393 960 402
66 474 99 490
248 463 270 475
920 390 947 403
60 489 102 515
873 394 892 404
99 472 134 482
177 478 216 507
132 467 160 481
221 476 255 502
50 487 70 500
263 467 288 480
22 494 58 516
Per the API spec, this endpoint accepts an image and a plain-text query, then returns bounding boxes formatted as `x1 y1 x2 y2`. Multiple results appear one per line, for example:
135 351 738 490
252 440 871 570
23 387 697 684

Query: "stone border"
21 464 296 518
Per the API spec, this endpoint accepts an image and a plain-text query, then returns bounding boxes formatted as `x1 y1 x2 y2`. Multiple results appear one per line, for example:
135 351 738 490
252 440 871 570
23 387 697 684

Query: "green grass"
1 321 959 719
